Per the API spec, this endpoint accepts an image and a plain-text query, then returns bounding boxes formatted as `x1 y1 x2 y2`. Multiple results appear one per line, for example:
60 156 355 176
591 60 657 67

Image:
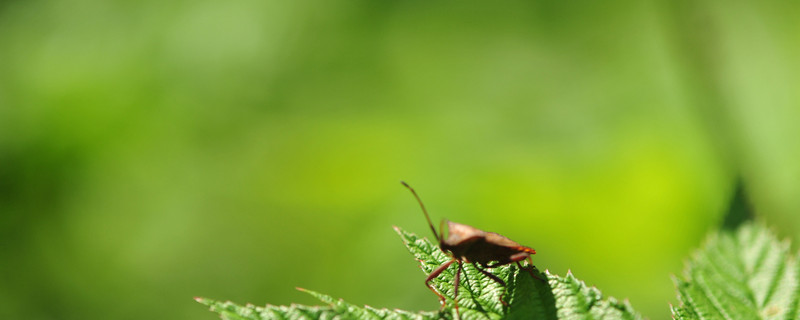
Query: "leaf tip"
668 274 682 285
194 297 214 308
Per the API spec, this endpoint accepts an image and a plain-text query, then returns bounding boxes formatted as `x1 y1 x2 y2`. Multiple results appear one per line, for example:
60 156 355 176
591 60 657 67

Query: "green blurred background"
2 0 800 319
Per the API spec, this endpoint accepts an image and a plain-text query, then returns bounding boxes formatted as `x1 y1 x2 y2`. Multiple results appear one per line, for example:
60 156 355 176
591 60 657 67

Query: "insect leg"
515 261 544 282
526 256 541 274
485 262 507 268
425 258 456 307
473 263 508 306
485 253 527 269
453 261 463 318
509 252 530 262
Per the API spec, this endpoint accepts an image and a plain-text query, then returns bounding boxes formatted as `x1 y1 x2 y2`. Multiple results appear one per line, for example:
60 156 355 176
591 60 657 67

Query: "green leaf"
720 178 755 231
197 227 642 319
194 296 331 320
671 223 800 319
195 292 442 320
394 226 642 320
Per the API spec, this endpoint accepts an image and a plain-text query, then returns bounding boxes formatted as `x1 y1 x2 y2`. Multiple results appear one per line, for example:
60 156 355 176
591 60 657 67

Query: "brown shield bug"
400 181 541 316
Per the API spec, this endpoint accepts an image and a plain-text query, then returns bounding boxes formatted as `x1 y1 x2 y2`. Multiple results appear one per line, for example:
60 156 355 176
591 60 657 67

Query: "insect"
401 181 540 316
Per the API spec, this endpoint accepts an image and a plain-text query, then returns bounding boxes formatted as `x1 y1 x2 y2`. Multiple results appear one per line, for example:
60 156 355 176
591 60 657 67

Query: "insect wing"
485 232 536 254
443 221 486 246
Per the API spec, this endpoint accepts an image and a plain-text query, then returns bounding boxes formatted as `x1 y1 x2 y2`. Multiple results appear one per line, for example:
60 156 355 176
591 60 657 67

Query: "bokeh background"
2 0 800 319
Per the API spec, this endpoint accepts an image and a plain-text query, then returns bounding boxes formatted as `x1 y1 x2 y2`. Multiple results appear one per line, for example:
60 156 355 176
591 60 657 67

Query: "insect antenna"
400 181 440 242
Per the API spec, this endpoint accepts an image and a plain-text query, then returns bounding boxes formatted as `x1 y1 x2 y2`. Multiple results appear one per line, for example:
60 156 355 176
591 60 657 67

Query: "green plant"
196 225 641 320
197 186 800 319
672 222 799 319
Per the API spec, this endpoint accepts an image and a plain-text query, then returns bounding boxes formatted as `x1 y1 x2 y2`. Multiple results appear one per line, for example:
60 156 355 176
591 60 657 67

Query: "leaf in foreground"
394 226 641 320
197 227 641 319
194 292 439 320
672 222 800 319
